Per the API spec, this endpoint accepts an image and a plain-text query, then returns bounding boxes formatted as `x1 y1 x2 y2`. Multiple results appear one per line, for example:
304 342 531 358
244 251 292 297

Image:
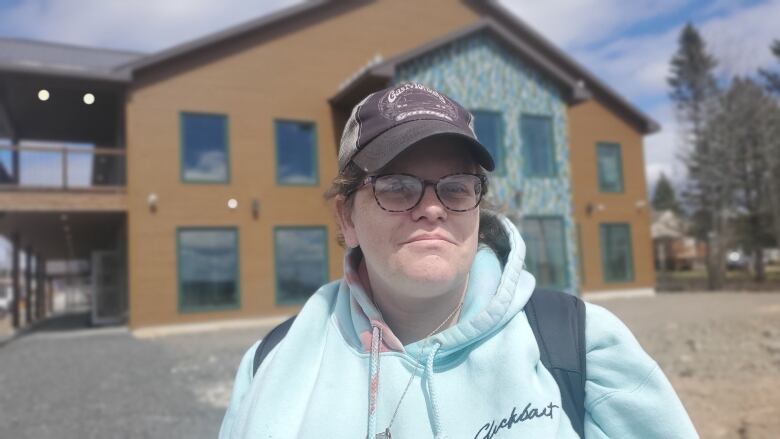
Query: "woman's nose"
411 184 447 221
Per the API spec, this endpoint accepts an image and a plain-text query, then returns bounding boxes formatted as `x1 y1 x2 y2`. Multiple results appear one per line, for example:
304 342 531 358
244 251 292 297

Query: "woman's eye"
441 183 469 195
378 178 416 194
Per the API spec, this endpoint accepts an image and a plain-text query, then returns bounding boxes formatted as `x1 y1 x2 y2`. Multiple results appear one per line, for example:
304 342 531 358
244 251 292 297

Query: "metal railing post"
62 147 68 189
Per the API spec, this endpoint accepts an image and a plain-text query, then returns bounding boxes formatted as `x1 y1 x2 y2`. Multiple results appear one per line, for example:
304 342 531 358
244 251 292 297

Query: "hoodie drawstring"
367 324 382 438
367 325 451 438
425 342 445 439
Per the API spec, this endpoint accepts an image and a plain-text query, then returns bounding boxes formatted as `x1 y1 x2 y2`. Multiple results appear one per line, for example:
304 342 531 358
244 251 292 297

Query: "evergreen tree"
667 23 724 289
668 24 719 121
760 40 780 95
651 173 680 213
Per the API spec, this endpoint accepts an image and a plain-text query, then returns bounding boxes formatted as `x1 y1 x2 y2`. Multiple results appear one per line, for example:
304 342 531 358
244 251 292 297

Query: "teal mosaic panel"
395 31 579 293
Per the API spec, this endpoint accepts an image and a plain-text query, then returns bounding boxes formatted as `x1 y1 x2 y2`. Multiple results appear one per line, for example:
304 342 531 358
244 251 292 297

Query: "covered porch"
0 47 131 330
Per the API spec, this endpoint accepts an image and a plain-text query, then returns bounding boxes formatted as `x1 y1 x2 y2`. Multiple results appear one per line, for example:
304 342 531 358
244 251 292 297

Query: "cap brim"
351 119 495 173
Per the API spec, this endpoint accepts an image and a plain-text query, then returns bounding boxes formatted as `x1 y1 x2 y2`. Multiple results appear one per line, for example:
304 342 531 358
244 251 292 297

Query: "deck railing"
0 144 125 191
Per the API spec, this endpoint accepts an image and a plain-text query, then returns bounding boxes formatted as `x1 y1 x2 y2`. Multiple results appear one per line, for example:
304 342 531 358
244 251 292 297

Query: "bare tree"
708 78 780 281
759 40 780 258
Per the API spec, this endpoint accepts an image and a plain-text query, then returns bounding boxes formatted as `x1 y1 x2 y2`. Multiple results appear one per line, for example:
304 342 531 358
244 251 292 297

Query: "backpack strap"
252 315 296 376
525 288 587 438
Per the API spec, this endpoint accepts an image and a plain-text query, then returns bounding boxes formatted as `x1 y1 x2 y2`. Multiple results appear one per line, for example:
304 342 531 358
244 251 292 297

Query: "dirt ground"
595 292 780 439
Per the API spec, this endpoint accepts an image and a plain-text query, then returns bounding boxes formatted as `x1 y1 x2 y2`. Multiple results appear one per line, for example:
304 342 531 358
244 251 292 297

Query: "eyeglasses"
352 173 487 212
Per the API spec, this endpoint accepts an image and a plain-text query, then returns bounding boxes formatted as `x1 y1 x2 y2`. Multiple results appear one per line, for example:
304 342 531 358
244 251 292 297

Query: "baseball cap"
338 82 495 173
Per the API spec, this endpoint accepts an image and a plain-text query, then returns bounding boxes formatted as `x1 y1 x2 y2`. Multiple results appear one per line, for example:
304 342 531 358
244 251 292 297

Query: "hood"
333 213 537 363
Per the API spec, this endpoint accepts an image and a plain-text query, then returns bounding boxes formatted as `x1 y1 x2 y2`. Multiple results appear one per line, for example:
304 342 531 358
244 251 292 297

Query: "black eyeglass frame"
348 172 488 212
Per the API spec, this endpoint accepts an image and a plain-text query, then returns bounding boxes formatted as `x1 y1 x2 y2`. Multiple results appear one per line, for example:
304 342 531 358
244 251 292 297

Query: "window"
177 228 239 311
600 223 634 282
521 114 556 177
597 143 624 192
274 227 328 305
521 217 568 289
471 111 504 173
180 113 229 183
276 120 318 185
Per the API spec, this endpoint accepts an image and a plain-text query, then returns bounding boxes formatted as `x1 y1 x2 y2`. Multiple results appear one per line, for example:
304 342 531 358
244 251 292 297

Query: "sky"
1 0 779 186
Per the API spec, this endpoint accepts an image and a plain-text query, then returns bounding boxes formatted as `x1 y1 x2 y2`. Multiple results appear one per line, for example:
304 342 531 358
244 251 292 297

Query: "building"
0 0 657 329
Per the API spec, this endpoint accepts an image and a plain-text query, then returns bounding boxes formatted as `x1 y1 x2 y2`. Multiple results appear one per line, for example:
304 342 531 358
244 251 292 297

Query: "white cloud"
566 0 780 106
700 0 780 77
0 0 303 52
497 0 686 49
572 28 681 103
644 102 688 188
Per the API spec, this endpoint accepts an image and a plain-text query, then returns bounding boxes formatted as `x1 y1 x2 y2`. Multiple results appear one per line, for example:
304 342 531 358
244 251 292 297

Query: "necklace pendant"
376 428 391 439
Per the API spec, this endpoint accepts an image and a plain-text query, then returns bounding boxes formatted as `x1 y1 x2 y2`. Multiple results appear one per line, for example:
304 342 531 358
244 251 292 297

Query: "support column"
35 254 45 320
46 278 54 315
25 246 32 324
11 233 19 329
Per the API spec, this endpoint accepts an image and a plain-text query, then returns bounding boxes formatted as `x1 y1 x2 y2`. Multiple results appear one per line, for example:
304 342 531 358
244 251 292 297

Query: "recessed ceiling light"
38 89 50 101
83 93 95 105
227 198 238 209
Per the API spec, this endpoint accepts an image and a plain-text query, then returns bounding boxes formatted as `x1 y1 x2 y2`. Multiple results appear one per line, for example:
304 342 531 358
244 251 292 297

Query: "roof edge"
0 62 132 83
117 0 334 74
0 36 146 56
331 18 594 110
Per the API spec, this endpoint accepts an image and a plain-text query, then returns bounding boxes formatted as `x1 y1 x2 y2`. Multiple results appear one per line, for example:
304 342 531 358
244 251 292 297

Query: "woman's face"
337 138 481 300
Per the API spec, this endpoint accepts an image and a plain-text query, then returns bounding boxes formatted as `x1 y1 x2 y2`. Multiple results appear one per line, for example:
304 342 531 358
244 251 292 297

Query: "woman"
219 83 698 438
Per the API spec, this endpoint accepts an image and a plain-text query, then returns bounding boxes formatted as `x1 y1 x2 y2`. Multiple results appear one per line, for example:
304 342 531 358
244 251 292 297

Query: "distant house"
651 210 699 270
0 0 658 329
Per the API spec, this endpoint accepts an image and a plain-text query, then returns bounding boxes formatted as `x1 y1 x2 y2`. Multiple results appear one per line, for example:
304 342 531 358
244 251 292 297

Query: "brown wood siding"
568 99 654 293
125 0 482 328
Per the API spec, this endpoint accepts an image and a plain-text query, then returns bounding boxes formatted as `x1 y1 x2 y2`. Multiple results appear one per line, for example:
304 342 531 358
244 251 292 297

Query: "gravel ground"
0 292 778 438
0 319 267 439
597 292 780 439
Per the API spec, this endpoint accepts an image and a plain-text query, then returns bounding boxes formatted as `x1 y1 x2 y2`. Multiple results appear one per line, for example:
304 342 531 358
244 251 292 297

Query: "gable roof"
115 0 345 74
329 18 592 109
117 0 658 134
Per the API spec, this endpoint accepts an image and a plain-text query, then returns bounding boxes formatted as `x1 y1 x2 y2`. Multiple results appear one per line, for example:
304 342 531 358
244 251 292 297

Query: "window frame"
274 119 319 187
521 215 570 290
599 223 635 283
179 111 231 184
176 226 241 313
597 142 625 193
470 109 505 175
273 225 329 306
520 113 557 178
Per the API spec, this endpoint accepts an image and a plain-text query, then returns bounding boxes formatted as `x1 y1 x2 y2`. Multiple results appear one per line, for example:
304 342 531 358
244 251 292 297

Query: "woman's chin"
397 260 460 287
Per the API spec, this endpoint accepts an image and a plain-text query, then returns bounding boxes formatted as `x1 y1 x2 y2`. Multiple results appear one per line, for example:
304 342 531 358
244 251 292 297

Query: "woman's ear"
335 195 360 248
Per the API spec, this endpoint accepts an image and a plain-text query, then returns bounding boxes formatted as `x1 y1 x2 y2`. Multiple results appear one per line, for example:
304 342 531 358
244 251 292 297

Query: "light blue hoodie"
219 217 698 438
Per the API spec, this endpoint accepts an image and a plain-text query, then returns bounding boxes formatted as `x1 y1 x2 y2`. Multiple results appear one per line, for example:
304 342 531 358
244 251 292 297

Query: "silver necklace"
376 301 464 439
